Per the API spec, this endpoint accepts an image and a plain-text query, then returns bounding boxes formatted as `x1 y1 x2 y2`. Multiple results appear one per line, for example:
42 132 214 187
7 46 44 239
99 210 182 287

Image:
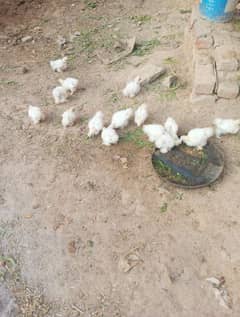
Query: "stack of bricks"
185 5 240 104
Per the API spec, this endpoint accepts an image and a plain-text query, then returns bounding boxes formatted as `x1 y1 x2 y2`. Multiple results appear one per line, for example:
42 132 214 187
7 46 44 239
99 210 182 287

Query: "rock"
135 64 166 86
195 35 213 50
215 46 239 72
193 62 216 95
190 93 217 105
32 203 40 209
217 81 239 99
162 75 178 88
21 36 33 43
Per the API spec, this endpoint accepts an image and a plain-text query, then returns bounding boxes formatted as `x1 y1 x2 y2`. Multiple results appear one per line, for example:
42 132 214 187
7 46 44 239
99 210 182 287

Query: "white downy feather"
52 86 68 104
61 107 77 128
213 118 240 137
88 111 104 137
101 127 119 146
28 105 45 124
59 77 79 95
143 124 165 143
180 127 214 149
122 76 141 98
50 57 67 72
134 103 148 127
110 108 133 129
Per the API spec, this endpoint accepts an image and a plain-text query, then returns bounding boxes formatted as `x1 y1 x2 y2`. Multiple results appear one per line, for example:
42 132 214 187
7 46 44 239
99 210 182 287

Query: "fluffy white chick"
88 111 104 137
52 86 68 104
59 77 79 95
134 103 148 127
28 105 45 124
143 124 165 143
122 76 141 98
110 108 133 129
155 131 175 154
50 57 67 72
61 107 77 128
101 127 119 146
213 118 240 138
180 127 214 149
164 117 181 146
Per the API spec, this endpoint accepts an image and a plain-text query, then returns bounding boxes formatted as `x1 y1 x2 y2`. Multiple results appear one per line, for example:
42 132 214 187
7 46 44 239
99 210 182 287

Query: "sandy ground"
1 0 240 316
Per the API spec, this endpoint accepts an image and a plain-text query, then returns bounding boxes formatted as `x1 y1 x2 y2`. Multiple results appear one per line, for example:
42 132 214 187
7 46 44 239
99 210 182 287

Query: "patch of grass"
232 18 240 32
179 9 192 14
0 79 17 86
0 255 16 281
110 92 119 103
120 128 153 148
132 39 160 56
153 159 188 185
163 57 177 65
130 15 152 24
72 29 97 57
158 90 177 101
175 192 184 200
85 1 97 9
160 203 168 213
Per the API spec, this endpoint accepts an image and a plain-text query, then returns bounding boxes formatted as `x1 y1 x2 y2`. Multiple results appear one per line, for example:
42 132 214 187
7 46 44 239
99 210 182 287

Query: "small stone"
162 75 178 88
32 203 40 209
112 155 121 161
21 66 29 74
217 81 239 99
68 240 77 254
74 31 81 36
21 36 33 43
193 62 216 95
195 35 213 50
135 64 166 86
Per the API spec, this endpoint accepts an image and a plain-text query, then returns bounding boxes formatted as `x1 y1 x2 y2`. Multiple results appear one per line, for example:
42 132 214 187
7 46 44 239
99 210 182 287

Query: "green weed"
130 15 152 24
160 203 168 213
132 39 160 56
120 128 153 148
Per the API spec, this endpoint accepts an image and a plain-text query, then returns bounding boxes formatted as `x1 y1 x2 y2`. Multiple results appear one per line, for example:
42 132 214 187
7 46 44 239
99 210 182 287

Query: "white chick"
88 111 104 137
61 107 77 128
155 131 175 154
134 103 148 127
101 126 119 146
143 124 165 143
164 117 181 146
52 86 68 104
28 105 45 124
50 57 67 72
122 76 141 98
180 127 214 149
59 77 79 95
110 108 133 129
213 118 240 138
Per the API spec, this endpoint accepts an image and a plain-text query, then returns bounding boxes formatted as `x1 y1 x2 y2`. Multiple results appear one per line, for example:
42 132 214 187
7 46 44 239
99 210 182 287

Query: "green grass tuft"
132 39 160 56
120 128 153 148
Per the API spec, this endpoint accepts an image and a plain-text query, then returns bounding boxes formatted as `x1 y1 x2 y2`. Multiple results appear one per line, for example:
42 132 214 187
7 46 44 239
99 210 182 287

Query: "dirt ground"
1 0 240 316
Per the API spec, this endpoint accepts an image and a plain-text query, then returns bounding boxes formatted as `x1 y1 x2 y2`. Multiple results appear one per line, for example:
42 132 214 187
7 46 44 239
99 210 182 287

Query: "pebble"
21 66 29 74
21 36 33 43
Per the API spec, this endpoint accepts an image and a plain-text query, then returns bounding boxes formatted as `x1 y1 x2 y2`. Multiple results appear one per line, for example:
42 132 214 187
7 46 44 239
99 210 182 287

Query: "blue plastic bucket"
199 0 237 22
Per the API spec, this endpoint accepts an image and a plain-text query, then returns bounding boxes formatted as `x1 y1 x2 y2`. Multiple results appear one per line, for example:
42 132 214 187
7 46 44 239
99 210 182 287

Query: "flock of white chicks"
28 56 240 152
